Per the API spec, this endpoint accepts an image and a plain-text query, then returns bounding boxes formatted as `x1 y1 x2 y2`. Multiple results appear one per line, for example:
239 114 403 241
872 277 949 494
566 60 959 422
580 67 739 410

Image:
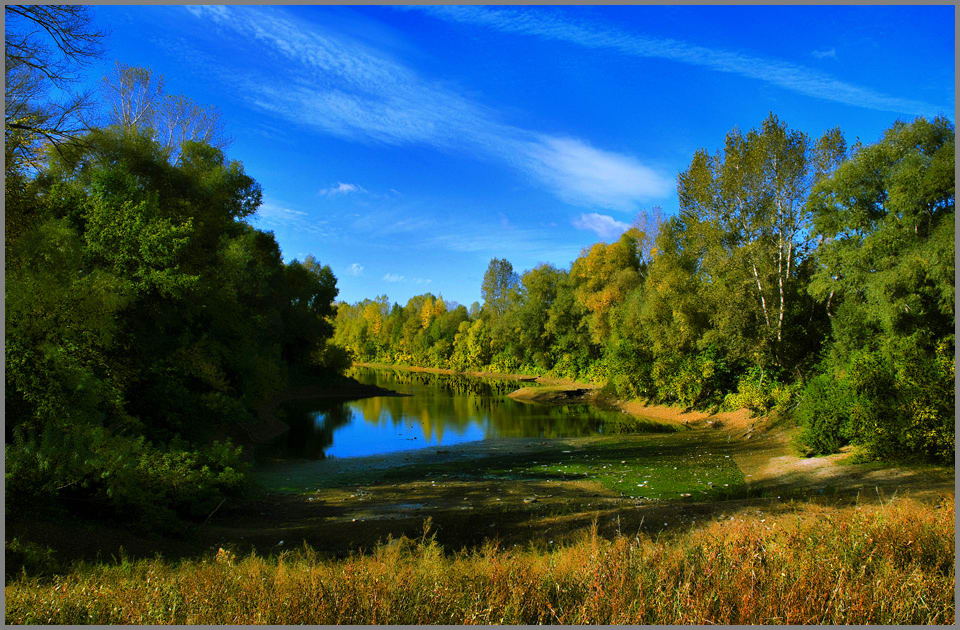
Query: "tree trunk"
752 262 771 328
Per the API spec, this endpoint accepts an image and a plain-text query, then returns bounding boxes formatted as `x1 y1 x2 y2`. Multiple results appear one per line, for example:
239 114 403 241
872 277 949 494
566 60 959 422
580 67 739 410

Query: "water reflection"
274 367 665 460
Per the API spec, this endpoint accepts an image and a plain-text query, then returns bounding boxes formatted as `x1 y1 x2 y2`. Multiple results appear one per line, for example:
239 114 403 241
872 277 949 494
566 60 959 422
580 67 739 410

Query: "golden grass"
6 496 954 625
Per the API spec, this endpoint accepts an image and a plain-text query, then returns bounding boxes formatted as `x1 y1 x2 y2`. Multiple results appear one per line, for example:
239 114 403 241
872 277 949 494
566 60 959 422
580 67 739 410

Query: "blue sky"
85 5 954 307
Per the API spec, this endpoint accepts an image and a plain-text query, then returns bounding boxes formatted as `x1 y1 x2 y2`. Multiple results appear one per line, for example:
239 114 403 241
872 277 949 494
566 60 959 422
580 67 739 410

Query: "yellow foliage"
433 295 447 318
363 303 382 336
421 298 434 329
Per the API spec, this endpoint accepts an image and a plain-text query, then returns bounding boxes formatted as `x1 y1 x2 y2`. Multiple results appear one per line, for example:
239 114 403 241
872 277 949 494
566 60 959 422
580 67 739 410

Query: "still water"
273 367 659 460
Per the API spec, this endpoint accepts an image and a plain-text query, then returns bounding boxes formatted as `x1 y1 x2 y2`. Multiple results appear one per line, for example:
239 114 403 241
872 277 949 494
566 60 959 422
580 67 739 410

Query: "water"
272 366 666 460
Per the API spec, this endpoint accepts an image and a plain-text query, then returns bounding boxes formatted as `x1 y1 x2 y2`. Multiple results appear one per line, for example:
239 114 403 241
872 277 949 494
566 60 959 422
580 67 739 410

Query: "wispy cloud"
523 136 671 210
408 6 944 118
185 5 669 210
573 212 630 240
347 263 364 276
319 182 366 196
382 272 432 285
252 199 333 236
811 48 837 60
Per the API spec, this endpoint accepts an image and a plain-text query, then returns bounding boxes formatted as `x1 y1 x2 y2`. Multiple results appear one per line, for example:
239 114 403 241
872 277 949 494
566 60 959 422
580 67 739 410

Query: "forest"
5 6 350 530
333 113 956 464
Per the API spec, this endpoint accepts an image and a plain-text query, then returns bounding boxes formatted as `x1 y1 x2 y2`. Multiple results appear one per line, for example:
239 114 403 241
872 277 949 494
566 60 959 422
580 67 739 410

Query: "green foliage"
844 339 955 463
480 258 519 319
804 116 955 461
330 116 953 465
6 125 344 526
132 439 247 529
723 366 795 417
794 373 856 455
651 347 734 410
5 538 60 579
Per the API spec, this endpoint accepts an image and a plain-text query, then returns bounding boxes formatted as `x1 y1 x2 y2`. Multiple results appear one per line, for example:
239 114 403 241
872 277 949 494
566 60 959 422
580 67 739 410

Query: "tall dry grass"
5 496 954 624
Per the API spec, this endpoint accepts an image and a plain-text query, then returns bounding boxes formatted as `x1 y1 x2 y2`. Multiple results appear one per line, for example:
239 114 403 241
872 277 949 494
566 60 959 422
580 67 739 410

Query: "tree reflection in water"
274 367 670 459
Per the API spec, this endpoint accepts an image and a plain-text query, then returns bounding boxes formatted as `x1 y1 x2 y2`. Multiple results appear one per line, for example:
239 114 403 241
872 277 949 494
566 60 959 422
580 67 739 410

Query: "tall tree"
677 113 844 368
481 258 519 319
100 62 230 163
570 228 646 344
804 116 954 461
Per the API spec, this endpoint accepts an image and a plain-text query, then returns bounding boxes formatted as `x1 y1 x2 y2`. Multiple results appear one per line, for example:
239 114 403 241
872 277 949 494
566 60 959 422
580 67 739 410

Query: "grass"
253 428 741 502
6 495 953 625
481 436 745 502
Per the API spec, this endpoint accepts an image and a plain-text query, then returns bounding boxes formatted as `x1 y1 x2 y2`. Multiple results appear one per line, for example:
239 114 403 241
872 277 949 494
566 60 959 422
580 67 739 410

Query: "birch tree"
100 62 230 164
676 114 844 367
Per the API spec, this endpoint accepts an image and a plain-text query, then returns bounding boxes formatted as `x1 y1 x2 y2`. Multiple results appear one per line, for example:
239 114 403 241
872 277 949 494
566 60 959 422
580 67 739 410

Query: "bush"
722 366 794 417
131 439 248 529
653 347 733 409
6 428 249 533
846 341 954 462
5 538 59 579
794 373 856 455
311 342 354 375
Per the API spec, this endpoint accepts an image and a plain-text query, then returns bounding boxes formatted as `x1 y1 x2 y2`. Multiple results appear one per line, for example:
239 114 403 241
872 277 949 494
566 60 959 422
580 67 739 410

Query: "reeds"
6 496 954 625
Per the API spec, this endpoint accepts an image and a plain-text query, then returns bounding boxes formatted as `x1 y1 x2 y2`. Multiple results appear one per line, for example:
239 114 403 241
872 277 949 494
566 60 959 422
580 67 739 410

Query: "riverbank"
6 364 954 601
356 362 754 430
353 361 592 387
7 494 954 624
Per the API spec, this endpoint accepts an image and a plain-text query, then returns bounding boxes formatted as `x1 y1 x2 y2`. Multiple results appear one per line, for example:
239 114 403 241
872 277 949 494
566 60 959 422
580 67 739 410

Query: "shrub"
847 340 954 462
794 373 856 455
723 366 794 416
131 439 248 529
311 341 353 375
5 538 59 579
653 347 733 409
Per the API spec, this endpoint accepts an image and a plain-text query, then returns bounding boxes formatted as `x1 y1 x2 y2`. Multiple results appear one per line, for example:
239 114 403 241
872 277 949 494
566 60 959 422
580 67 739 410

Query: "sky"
84 4 954 307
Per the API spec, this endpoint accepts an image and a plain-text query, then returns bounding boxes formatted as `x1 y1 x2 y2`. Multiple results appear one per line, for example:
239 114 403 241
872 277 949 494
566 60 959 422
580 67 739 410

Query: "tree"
481 258 519 319
100 62 230 164
676 113 844 368
420 297 435 329
4 5 105 171
802 116 955 461
570 228 646 344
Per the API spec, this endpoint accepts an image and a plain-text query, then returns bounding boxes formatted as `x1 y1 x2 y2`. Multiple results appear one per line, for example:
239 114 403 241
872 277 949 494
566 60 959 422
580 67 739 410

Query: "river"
268 366 662 460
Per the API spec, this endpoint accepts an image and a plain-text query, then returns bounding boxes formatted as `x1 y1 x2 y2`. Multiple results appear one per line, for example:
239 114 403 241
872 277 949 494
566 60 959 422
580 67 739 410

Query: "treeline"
334 115 955 463
5 7 347 529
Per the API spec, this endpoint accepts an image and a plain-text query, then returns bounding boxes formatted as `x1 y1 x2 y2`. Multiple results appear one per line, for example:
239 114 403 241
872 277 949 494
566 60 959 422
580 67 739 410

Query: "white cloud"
186 6 670 210
573 212 631 240
812 48 837 60
252 199 332 236
381 272 430 284
255 200 307 222
409 6 944 118
347 263 364 276
319 182 366 196
520 136 672 210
